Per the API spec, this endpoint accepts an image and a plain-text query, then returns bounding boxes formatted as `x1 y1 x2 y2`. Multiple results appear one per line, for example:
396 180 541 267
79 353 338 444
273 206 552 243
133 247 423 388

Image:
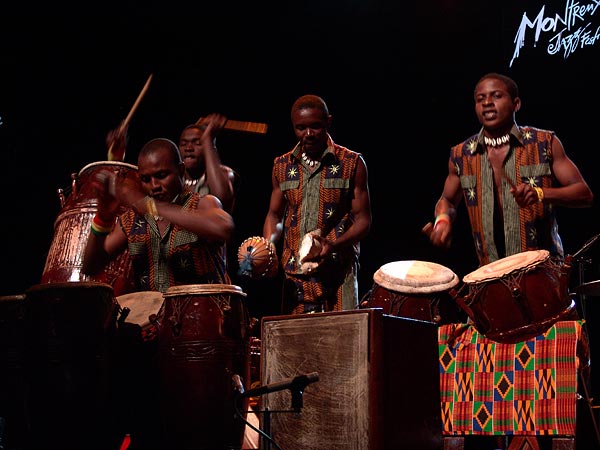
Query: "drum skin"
158 284 251 450
41 161 138 296
362 260 463 324
456 250 576 343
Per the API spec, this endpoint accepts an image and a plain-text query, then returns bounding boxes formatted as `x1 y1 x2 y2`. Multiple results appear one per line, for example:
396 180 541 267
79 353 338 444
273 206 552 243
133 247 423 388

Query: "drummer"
424 72 593 267
262 94 372 315
82 134 234 450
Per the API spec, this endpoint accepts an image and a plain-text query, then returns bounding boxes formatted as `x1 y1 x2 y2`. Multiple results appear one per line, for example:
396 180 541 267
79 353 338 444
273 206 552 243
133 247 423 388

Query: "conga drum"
23 281 118 450
158 284 251 450
41 161 138 296
361 260 462 324
455 250 575 343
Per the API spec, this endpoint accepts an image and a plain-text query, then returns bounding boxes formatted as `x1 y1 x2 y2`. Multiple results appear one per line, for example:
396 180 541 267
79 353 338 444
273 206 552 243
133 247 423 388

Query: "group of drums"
0 281 253 450
361 249 576 343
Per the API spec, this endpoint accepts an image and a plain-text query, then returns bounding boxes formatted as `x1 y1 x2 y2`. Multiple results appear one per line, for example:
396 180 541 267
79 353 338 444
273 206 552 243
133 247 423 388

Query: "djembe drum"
157 284 251 450
454 250 575 343
361 260 463 324
41 161 138 296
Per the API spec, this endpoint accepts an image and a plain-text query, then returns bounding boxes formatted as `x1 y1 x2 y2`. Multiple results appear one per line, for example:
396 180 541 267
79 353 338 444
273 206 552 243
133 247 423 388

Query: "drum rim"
164 284 247 297
463 250 550 283
78 160 138 176
373 260 460 294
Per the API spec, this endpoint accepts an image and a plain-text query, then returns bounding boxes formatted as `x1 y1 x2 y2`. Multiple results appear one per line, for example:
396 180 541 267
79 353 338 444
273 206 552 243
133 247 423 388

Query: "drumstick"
196 116 268 134
108 74 154 161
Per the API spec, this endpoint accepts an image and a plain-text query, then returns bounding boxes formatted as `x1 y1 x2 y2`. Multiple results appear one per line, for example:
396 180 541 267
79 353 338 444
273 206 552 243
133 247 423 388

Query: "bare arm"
424 157 463 249
200 113 236 213
508 136 594 208
262 165 285 243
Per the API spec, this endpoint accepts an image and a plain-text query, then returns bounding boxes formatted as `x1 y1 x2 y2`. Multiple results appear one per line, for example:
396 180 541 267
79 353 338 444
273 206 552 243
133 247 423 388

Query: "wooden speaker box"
260 308 442 450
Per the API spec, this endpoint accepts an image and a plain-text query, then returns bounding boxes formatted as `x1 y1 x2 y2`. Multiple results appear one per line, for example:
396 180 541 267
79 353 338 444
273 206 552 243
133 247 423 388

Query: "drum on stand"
455 250 575 343
23 281 119 450
361 260 463 324
41 161 138 296
158 284 251 450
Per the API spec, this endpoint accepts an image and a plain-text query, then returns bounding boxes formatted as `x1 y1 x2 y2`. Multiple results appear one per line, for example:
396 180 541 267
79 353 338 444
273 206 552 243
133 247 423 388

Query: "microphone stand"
569 232 600 447
232 372 319 450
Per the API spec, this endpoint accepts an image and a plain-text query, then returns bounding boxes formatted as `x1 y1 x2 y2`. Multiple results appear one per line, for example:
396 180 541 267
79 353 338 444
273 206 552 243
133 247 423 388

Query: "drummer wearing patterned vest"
424 72 593 267
81 135 234 450
262 94 372 314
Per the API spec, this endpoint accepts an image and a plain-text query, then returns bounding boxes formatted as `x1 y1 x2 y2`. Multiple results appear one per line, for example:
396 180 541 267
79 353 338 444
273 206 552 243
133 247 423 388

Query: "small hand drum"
237 236 278 279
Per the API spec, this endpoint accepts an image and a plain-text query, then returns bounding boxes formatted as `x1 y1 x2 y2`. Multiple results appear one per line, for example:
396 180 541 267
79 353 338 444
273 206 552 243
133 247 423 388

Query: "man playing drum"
424 72 595 449
424 72 593 265
82 136 235 450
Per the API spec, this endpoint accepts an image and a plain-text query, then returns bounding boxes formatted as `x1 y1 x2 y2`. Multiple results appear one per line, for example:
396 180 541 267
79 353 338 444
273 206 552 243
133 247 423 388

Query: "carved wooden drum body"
157 284 251 450
41 161 138 296
456 250 575 343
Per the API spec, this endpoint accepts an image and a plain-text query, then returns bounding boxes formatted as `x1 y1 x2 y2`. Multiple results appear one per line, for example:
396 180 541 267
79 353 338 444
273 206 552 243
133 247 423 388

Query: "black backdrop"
2 0 600 404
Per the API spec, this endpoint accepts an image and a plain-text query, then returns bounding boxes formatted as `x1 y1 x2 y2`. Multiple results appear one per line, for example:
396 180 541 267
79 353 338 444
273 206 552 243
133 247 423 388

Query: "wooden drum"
41 161 138 296
455 250 575 343
158 284 251 450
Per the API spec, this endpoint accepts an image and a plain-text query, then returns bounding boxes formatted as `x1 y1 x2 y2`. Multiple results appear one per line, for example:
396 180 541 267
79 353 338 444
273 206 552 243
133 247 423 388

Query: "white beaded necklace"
302 152 318 167
484 134 510 147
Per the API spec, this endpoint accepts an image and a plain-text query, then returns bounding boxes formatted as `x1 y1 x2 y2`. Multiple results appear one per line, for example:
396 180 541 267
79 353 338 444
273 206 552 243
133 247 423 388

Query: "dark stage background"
2 0 600 413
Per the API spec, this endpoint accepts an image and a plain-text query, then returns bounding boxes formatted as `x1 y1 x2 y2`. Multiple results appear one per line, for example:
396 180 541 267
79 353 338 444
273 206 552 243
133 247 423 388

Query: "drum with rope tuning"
361 260 463 324
157 284 251 450
454 250 576 343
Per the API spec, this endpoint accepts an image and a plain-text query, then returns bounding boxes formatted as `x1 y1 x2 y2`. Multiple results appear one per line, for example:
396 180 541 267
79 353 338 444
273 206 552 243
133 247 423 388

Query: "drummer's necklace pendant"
302 152 317 167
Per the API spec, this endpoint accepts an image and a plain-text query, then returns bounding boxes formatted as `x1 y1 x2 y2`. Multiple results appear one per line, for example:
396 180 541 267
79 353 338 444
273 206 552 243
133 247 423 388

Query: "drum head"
116 291 164 328
373 260 459 294
463 250 550 283
164 284 247 297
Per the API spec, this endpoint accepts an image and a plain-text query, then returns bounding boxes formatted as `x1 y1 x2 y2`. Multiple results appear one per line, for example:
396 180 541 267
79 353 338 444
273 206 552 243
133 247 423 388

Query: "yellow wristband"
533 186 544 203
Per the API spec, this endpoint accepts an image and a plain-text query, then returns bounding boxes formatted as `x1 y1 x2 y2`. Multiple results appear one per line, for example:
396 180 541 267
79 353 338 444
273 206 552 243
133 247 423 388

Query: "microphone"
232 374 245 395
241 372 319 398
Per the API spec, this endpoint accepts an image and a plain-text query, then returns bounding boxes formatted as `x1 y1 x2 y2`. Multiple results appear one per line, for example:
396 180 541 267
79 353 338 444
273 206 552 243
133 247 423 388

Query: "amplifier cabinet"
260 308 442 450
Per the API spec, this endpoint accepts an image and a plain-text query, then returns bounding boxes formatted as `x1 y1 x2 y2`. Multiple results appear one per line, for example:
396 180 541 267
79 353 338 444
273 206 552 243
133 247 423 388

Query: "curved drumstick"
108 74 154 161
196 116 268 134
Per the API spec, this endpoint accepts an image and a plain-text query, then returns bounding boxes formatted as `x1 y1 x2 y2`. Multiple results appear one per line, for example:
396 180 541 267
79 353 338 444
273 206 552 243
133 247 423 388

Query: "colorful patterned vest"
118 192 230 293
451 125 563 266
272 139 361 275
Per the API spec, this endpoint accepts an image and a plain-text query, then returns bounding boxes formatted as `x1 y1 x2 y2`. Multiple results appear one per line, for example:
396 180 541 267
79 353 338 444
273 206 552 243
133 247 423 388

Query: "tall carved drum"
158 284 251 450
41 161 138 296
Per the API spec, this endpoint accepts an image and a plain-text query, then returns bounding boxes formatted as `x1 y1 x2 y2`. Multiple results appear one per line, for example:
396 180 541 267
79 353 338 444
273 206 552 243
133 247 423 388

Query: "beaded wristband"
434 213 451 228
90 215 113 236
533 186 544 203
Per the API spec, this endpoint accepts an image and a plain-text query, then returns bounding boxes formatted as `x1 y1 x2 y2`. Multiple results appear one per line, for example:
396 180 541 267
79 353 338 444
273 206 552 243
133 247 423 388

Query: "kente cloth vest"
451 125 563 266
118 192 230 293
272 137 361 310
